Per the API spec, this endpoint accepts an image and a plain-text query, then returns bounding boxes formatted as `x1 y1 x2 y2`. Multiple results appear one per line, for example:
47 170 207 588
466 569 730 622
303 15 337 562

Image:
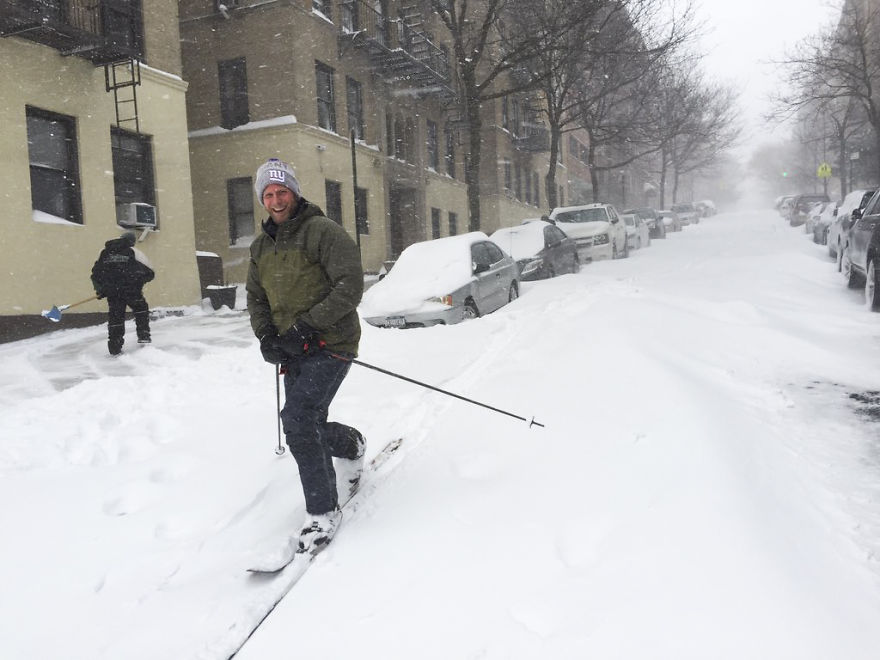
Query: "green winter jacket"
246 200 363 355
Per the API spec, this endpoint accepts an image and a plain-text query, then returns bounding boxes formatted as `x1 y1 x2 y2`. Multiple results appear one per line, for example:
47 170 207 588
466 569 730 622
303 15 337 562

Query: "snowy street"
2 208 880 659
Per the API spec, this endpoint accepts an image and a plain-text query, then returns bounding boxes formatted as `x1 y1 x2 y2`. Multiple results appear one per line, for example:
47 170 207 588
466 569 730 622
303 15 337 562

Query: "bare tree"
429 0 549 230
776 0 880 183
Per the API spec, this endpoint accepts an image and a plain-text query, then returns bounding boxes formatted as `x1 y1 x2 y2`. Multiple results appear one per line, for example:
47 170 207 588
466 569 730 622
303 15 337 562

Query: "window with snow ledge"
26 106 83 225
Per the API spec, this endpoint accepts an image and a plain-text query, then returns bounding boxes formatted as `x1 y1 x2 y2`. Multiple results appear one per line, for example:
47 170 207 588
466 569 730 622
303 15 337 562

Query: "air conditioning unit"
119 202 157 229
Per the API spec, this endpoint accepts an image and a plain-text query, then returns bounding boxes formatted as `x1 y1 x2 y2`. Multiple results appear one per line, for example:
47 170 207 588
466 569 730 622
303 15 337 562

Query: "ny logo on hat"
267 169 286 182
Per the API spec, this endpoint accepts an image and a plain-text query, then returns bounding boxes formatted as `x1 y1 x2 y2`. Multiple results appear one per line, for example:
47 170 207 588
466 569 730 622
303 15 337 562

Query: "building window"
313 0 331 19
325 179 342 225
559 186 565 207
512 100 521 136
111 126 155 226
346 77 364 140
341 1 358 31
404 117 416 163
431 207 441 238
503 158 512 191
448 211 458 236
445 129 456 178
218 57 249 130
385 110 394 154
426 120 438 170
355 186 369 235
394 115 405 159
227 177 254 245
502 96 509 130
533 172 540 207
514 163 522 200
26 106 82 224
525 169 532 204
315 61 336 132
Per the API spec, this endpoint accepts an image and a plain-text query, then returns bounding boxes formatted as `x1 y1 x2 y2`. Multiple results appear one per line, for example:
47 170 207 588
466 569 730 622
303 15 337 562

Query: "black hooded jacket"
91 238 155 298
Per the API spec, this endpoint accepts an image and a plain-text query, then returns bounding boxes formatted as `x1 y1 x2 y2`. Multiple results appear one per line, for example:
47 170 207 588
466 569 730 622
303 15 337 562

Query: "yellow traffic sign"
817 162 832 179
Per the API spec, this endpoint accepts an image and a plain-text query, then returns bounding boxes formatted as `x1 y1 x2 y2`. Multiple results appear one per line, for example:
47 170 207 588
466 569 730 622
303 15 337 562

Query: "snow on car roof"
360 232 488 315
489 222 548 261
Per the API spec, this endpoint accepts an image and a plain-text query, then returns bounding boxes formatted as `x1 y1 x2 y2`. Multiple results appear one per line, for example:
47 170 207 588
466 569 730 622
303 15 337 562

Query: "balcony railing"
0 0 143 64
339 0 452 96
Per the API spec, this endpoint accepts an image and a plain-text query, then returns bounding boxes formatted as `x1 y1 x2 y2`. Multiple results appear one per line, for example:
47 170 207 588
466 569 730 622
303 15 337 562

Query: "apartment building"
180 0 554 282
0 0 201 340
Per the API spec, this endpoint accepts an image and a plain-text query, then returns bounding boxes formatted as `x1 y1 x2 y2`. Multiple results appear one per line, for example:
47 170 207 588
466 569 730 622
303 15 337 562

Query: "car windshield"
554 208 608 223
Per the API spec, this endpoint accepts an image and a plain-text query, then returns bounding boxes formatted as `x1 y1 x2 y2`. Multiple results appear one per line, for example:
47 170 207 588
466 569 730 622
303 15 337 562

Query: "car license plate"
386 316 405 327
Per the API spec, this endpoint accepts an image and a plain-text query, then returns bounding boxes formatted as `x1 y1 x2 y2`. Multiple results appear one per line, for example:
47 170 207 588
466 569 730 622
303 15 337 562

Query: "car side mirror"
852 208 863 222
473 262 489 275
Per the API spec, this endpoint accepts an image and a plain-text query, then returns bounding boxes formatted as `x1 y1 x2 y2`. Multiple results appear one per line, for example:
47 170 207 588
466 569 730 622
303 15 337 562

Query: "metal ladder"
105 58 141 133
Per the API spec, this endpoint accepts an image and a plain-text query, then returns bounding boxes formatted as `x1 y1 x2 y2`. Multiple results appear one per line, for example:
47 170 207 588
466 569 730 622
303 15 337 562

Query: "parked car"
490 220 579 281
788 193 830 226
828 189 876 263
812 201 839 245
624 207 665 238
622 213 651 250
695 200 716 217
549 203 629 261
840 190 880 310
778 196 796 219
658 209 683 232
804 201 830 235
360 232 520 328
671 202 699 225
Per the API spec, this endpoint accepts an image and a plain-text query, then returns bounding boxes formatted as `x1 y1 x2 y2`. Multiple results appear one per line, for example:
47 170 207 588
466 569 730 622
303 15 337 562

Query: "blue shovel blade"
44 306 62 322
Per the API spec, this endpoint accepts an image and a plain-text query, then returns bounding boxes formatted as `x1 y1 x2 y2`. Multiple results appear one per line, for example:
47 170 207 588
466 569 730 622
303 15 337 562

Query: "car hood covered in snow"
555 220 612 238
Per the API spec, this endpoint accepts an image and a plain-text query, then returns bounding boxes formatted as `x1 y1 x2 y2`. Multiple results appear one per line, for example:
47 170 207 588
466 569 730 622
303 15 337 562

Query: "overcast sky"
695 0 839 158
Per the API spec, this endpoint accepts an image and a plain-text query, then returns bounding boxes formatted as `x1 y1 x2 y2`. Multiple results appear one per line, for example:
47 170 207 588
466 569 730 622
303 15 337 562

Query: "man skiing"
246 158 366 562
91 230 154 356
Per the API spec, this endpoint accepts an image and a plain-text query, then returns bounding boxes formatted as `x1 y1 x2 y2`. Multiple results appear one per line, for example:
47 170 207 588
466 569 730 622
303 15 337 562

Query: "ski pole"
274 364 286 456
327 352 544 428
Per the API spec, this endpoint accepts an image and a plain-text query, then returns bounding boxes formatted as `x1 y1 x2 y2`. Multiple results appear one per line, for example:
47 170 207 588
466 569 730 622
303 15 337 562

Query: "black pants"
107 293 150 351
281 351 362 514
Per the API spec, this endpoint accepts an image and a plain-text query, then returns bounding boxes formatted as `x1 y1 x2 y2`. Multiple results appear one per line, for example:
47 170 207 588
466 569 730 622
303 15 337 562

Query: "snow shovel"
41 295 99 323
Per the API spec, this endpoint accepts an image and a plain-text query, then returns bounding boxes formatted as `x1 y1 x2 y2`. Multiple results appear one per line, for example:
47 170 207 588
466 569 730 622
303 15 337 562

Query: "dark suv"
841 190 880 310
788 193 830 227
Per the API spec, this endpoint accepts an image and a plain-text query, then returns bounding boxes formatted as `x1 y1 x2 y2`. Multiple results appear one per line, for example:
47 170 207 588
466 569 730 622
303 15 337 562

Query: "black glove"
95 291 105 300
280 321 319 357
259 332 287 364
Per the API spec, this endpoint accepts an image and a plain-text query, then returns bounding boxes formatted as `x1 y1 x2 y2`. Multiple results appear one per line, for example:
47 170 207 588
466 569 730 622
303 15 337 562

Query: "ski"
207 437 404 660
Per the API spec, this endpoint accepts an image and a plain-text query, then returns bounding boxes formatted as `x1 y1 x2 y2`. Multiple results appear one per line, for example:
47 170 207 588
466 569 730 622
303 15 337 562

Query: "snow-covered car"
804 201 830 235
788 193 829 227
658 209 682 232
490 220 579 281
695 200 716 217
549 203 629 260
828 189 876 263
622 213 651 250
360 232 520 328
812 201 839 245
671 202 699 225
624 207 665 238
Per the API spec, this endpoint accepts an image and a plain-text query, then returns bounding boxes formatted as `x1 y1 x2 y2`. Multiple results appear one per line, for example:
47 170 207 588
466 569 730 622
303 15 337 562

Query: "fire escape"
338 0 456 103
0 0 144 132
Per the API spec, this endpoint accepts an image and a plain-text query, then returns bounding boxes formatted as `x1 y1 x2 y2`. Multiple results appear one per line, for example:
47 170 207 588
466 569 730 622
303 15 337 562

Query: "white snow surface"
2 209 880 659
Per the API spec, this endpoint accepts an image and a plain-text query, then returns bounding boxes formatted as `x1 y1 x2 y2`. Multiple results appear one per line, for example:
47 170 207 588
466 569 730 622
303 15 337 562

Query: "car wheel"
622 238 629 258
571 254 581 273
866 257 880 311
836 243 844 272
508 282 519 302
463 300 479 320
842 246 862 289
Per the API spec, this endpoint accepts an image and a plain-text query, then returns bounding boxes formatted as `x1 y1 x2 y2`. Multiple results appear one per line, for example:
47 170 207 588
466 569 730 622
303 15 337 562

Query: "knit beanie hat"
254 158 301 201
120 230 136 247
